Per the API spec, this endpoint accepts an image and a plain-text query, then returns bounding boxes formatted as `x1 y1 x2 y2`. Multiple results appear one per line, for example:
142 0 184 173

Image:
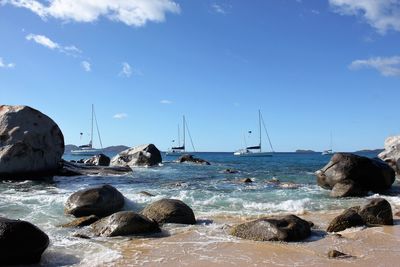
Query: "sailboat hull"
71 148 103 156
234 151 273 157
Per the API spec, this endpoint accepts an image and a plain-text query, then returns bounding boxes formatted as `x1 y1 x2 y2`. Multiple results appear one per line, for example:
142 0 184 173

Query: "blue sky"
1 0 400 152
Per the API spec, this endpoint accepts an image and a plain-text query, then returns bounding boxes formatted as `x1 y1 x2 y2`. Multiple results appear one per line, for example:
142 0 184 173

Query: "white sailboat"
234 110 274 157
166 116 195 156
71 104 103 156
322 132 334 155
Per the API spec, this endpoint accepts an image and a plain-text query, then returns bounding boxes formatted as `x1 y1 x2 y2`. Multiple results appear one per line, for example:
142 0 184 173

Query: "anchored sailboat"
322 132 334 155
166 115 195 156
234 110 274 157
71 104 103 156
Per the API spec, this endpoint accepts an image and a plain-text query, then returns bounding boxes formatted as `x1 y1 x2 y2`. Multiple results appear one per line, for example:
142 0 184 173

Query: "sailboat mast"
258 109 262 152
183 115 186 151
178 124 181 147
90 104 94 148
330 131 333 151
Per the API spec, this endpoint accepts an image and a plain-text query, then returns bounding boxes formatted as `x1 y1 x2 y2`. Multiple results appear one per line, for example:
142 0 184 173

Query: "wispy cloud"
349 56 400 77
113 113 128 119
119 62 132 77
311 9 320 15
160 99 173 104
0 57 15 69
329 0 400 34
81 61 91 72
211 3 226 14
3 0 180 27
25 33 81 57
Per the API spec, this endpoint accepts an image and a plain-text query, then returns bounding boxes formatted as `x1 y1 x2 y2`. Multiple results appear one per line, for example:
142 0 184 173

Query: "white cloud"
119 62 132 77
26 33 81 57
329 0 400 34
160 99 172 104
211 3 226 14
0 57 15 68
311 9 320 15
81 61 91 72
2 0 180 27
113 113 128 119
349 56 400 77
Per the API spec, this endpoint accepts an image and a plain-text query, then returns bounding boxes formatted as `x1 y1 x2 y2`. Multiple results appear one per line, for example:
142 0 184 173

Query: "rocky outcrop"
315 153 395 197
0 217 49 265
65 185 125 217
378 136 400 175
58 160 132 176
327 198 393 232
60 215 100 228
230 215 312 242
178 154 210 165
111 144 162 167
141 199 196 225
92 211 160 237
0 105 64 179
84 154 110 166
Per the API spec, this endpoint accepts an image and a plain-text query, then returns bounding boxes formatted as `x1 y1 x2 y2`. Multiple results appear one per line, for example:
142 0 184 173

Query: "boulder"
111 144 162 167
378 136 400 174
65 185 125 217
326 207 364 232
58 160 132 176
359 198 393 225
0 105 64 179
178 154 210 165
141 199 196 225
243 178 253 183
92 211 160 237
328 250 353 259
60 215 100 228
0 217 49 265
224 169 238 174
83 154 110 166
230 215 311 242
315 153 395 197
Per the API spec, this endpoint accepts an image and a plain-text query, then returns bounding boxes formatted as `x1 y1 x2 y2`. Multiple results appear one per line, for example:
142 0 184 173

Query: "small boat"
71 104 103 156
166 116 195 156
234 110 274 157
322 132 334 155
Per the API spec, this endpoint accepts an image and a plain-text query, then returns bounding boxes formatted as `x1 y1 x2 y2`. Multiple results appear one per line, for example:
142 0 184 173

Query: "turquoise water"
0 151 397 265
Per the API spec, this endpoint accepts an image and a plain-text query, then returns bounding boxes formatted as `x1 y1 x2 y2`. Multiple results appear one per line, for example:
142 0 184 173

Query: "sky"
1 0 400 152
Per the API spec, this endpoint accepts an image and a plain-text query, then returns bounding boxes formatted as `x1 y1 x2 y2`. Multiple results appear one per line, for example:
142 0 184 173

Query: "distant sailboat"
166 116 195 156
322 132 334 155
71 104 103 156
234 110 274 157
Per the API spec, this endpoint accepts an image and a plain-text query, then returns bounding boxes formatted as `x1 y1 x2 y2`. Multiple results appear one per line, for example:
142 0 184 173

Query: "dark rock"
141 199 196 225
111 144 162 167
328 250 353 259
65 184 125 218
84 154 110 166
60 215 100 228
72 233 91 239
139 191 155 197
92 211 161 237
178 154 210 165
0 217 49 265
230 215 312 242
58 160 132 176
315 153 395 197
243 178 253 183
359 198 393 225
224 169 238 174
327 207 364 232
0 105 64 180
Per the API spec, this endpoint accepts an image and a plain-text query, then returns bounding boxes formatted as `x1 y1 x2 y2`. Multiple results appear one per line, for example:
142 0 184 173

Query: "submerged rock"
0 217 49 265
92 211 160 237
230 215 312 242
139 191 155 197
141 199 196 225
65 185 125 218
83 154 110 166
0 105 64 179
111 144 162 167
60 215 100 228
328 250 353 259
58 160 132 176
224 169 238 174
243 178 253 183
359 198 393 225
178 154 210 165
327 207 364 233
315 153 395 197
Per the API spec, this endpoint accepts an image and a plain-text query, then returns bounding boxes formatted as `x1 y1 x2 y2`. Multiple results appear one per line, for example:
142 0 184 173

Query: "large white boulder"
110 144 162 167
0 105 64 179
378 135 400 174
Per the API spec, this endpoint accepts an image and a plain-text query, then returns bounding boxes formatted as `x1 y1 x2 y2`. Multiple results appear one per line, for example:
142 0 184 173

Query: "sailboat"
322 132 334 155
166 116 195 156
71 104 103 156
234 110 274 157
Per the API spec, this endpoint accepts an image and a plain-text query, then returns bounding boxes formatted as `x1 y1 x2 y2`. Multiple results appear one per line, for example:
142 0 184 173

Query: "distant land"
354 149 384 154
295 149 316 153
64 144 129 154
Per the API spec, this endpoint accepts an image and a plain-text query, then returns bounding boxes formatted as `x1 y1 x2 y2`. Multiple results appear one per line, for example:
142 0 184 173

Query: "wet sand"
105 211 400 266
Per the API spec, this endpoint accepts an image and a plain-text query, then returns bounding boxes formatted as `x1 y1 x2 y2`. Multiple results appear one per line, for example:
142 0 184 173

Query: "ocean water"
0 151 398 266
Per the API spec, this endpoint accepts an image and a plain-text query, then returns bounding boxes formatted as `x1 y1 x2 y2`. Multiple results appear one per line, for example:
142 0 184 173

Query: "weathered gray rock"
230 215 312 242
0 105 64 179
379 136 400 175
65 185 125 217
111 144 162 167
92 211 160 237
178 154 210 165
58 160 132 176
0 217 49 265
141 199 196 225
328 250 353 259
315 153 395 197
359 198 393 225
327 207 364 232
60 215 100 228
84 154 110 166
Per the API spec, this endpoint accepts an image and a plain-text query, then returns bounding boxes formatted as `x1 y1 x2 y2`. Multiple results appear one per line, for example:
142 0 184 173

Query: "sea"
1 151 399 266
